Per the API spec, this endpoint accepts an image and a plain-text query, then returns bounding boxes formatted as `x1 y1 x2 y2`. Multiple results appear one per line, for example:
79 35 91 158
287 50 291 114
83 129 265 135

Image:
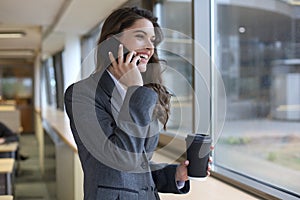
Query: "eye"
135 34 145 39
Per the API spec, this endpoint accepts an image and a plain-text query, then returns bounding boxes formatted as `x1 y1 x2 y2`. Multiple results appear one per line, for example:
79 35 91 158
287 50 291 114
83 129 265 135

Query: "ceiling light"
0 50 34 58
238 26 246 34
0 31 26 38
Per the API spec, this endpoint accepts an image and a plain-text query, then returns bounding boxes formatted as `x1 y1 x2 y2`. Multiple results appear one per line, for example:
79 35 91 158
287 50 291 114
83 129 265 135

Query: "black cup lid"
186 133 212 143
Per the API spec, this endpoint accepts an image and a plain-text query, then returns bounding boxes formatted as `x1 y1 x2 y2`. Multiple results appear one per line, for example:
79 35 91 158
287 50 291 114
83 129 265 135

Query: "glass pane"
1 78 32 99
44 58 57 107
154 0 193 136
214 0 300 196
81 25 101 79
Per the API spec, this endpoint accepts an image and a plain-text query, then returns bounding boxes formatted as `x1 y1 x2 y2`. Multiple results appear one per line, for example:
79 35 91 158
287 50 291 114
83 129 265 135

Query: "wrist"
0 138 5 144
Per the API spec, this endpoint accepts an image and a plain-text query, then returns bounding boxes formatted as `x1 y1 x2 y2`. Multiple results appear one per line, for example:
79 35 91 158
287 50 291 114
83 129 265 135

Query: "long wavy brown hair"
96 6 171 130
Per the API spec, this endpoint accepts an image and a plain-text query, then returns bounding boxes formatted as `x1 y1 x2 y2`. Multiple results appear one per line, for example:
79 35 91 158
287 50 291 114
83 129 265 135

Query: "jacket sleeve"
151 163 190 194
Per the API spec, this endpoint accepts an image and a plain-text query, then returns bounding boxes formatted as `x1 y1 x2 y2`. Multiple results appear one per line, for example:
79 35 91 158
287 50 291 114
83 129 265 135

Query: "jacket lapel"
94 70 123 120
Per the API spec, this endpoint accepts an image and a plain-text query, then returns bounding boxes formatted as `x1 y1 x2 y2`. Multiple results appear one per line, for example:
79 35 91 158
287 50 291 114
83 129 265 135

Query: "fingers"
107 44 142 86
182 160 189 166
181 160 189 181
117 44 124 64
209 156 213 163
108 51 117 67
176 160 189 182
207 170 211 176
109 45 138 66
108 44 126 66
116 43 138 65
108 44 127 66
207 145 214 176
207 164 212 176
131 54 140 65
207 156 213 176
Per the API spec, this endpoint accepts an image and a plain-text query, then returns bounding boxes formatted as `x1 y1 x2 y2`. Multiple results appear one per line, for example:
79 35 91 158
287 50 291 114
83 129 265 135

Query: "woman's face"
118 18 156 72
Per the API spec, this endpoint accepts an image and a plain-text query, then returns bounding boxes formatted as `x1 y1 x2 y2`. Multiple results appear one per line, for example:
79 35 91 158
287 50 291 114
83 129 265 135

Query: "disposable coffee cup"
186 133 212 181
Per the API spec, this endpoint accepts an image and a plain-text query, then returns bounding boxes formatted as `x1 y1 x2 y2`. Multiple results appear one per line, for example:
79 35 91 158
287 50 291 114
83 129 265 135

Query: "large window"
1 77 32 100
53 51 64 110
43 58 57 108
81 26 101 79
212 0 300 199
42 52 64 110
154 0 194 136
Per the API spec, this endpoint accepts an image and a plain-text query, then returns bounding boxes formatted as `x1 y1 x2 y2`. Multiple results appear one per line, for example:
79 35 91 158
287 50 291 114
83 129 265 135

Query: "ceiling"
0 0 127 65
0 0 298 70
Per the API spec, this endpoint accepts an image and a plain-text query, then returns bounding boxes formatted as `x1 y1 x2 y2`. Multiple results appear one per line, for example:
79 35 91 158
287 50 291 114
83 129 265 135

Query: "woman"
0 121 19 144
65 6 211 199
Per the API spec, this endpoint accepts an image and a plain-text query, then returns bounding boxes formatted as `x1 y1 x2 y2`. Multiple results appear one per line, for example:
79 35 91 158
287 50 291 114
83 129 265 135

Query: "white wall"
63 34 82 92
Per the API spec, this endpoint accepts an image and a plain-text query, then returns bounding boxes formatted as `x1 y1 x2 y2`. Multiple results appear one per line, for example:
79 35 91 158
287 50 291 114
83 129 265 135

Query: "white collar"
106 70 126 101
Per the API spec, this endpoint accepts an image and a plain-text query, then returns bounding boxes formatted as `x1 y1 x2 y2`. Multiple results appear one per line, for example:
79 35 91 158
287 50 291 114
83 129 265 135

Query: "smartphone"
97 36 139 69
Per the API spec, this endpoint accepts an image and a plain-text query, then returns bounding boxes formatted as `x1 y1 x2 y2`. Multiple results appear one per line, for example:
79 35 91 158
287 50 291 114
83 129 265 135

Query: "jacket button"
141 186 149 191
141 162 147 169
150 186 154 191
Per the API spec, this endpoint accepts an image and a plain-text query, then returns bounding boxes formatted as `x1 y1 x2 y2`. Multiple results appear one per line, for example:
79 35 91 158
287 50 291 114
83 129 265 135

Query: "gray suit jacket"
64 70 189 200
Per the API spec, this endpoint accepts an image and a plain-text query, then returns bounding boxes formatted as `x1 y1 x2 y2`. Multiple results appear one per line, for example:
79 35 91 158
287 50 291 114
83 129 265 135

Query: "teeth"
139 54 148 59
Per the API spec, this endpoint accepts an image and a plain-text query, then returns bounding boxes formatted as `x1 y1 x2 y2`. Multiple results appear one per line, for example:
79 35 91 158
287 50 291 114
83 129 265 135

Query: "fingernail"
119 44 123 48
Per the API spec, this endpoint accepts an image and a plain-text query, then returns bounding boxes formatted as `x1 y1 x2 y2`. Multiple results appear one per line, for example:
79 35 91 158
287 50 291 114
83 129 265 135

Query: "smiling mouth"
137 54 149 60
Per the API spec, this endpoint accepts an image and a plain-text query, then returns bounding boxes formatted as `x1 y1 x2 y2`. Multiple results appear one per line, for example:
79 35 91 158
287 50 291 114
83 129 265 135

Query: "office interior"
0 0 299 199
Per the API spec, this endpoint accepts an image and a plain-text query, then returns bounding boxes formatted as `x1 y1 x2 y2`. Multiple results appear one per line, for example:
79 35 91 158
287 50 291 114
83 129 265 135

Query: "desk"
0 195 13 200
41 107 83 200
0 159 15 195
0 143 18 158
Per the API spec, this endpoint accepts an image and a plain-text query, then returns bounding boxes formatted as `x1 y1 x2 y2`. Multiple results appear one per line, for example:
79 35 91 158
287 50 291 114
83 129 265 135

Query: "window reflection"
44 58 57 107
154 0 193 135
1 78 32 99
214 0 300 196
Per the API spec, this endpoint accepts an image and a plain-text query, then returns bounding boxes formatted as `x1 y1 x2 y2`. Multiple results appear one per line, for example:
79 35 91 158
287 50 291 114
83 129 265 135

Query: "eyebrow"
133 30 155 38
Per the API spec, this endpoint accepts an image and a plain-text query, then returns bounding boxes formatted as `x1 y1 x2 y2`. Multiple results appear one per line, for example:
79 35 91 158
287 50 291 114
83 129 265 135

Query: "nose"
145 39 154 50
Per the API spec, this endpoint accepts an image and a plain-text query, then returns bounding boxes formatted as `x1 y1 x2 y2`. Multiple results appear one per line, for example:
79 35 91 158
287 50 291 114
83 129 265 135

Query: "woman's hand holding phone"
108 44 143 88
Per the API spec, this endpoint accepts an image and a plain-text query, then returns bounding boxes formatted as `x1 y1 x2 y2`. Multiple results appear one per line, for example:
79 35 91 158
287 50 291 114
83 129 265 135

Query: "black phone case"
97 36 137 69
